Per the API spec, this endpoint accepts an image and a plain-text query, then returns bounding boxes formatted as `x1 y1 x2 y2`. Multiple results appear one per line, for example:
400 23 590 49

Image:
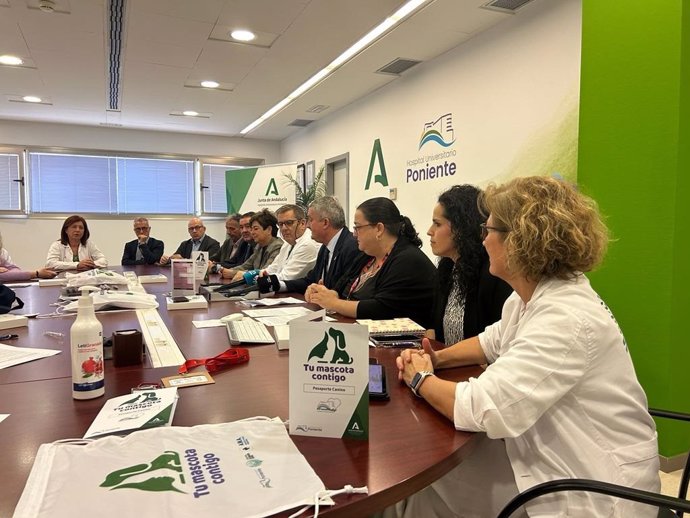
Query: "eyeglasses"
188 225 204 232
277 219 297 228
480 223 508 240
133 226 150 232
352 223 376 233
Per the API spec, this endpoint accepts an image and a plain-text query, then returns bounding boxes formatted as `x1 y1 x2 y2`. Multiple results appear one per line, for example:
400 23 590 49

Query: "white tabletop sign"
289 321 369 439
191 251 209 292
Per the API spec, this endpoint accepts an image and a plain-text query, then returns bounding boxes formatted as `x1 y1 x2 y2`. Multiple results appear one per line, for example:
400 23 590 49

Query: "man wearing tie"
159 217 221 264
284 196 360 294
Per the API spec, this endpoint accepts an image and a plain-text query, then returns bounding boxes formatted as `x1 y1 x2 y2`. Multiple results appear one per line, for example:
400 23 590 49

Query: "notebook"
355 317 425 337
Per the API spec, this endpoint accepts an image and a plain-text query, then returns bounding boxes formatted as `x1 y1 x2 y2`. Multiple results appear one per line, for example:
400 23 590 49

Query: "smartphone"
369 363 389 400
370 334 422 348
171 296 189 303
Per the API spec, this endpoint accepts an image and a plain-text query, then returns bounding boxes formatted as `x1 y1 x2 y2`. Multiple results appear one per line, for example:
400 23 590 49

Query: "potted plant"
283 165 326 211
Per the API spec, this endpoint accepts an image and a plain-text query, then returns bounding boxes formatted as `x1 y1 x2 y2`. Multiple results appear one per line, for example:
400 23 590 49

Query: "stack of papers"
83 387 179 439
0 344 61 369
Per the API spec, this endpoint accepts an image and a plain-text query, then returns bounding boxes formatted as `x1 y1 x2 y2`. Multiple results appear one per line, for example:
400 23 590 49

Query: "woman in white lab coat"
393 176 660 517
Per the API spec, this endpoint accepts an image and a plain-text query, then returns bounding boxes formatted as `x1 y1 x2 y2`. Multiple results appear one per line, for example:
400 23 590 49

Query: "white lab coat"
45 241 108 271
449 275 660 517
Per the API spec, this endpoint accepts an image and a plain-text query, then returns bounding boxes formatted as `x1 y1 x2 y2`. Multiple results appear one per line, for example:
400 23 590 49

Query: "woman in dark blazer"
308 197 437 329
428 185 512 344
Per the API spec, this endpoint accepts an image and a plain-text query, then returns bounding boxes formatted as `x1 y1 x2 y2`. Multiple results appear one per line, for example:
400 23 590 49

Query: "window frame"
199 156 264 216
0 145 27 217
3 146 264 220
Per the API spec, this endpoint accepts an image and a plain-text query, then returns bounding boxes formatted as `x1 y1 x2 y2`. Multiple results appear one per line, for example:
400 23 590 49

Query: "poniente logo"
418 113 456 149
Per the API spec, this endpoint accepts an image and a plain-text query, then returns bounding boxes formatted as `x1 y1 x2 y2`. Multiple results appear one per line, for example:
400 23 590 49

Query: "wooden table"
1 266 482 517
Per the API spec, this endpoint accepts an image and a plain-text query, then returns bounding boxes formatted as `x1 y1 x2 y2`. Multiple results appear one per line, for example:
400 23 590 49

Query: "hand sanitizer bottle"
70 286 105 400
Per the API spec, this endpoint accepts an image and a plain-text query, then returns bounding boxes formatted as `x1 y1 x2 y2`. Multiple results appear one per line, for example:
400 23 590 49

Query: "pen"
0 334 19 340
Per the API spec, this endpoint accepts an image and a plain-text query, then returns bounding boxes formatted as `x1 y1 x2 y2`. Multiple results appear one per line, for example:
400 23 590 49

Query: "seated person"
121 217 164 265
210 212 255 272
428 185 512 344
218 213 242 263
282 196 359 294
394 176 659 517
220 209 283 281
46 215 108 272
263 204 318 281
0 232 56 281
159 217 220 264
307 197 437 329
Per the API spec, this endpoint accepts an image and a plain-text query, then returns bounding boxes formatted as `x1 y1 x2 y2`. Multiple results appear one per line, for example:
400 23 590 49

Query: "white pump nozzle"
78 286 100 309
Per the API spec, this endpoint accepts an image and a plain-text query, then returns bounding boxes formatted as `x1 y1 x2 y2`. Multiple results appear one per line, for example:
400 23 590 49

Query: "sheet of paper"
0 414 9 424
192 319 225 328
242 306 314 318
3 283 32 288
249 297 305 306
0 343 61 369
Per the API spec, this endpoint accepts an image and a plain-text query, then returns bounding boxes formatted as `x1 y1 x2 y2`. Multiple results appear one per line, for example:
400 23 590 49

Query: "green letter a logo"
265 178 279 196
365 139 389 190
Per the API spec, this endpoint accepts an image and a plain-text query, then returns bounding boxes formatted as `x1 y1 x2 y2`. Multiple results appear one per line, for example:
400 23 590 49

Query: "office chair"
497 408 690 518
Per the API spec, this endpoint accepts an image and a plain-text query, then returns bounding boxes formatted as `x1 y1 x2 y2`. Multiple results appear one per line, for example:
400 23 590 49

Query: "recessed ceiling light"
0 55 24 66
200 80 219 88
182 110 199 117
23 95 42 103
230 29 256 42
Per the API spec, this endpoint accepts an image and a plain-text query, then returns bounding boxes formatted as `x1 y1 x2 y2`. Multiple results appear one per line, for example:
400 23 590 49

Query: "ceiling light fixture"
200 80 220 88
230 29 256 42
23 96 42 103
240 0 430 135
182 110 199 117
0 55 23 66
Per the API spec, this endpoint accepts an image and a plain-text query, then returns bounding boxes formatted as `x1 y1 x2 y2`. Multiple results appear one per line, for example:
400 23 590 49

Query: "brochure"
83 387 178 439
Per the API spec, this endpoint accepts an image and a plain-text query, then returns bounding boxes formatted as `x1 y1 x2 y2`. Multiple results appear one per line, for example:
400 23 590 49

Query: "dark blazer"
121 237 164 265
285 228 359 294
433 256 513 343
335 238 437 329
222 239 255 268
173 234 221 262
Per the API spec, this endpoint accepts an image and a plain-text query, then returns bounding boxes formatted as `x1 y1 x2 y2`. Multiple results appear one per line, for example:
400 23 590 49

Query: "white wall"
0 121 281 268
280 0 581 258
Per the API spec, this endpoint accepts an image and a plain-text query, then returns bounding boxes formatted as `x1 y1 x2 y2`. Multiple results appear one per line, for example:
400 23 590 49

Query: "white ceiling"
0 0 519 141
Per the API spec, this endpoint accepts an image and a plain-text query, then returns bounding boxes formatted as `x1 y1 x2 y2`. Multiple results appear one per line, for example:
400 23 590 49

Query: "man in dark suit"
284 196 359 294
121 217 164 265
159 217 221 264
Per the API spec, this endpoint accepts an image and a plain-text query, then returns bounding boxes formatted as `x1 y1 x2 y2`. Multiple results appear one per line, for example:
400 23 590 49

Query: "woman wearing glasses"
393 176 659 517
307 197 437 329
45 215 107 271
428 185 512 346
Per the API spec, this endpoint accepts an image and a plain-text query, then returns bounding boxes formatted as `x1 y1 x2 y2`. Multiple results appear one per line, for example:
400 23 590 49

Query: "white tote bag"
14 417 334 518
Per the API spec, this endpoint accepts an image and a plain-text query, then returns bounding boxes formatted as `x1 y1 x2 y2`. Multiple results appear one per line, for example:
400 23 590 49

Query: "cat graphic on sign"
307 327 353 364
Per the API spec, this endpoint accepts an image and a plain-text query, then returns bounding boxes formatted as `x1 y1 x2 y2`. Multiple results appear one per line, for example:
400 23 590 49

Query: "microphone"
214 270 259 292
220 275 279 298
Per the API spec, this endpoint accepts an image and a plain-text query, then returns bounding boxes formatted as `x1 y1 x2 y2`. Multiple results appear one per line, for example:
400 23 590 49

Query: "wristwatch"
409 371 434 397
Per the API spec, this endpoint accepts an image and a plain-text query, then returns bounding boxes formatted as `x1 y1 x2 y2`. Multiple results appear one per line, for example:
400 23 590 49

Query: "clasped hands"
304 282 339 310
396 338 436 386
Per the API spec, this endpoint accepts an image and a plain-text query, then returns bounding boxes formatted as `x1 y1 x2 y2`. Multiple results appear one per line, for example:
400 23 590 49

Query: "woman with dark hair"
221 209 283 281
308 197 437 328
429 185 512 345
45 215 107 271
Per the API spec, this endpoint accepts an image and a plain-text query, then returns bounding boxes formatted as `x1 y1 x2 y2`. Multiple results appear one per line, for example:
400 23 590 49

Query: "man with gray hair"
219 213 243 264
264 204 319 281
283 196 359 294
121 217 165 265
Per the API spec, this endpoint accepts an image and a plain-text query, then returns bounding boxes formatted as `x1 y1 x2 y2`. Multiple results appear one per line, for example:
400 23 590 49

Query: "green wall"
578 0 690 456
